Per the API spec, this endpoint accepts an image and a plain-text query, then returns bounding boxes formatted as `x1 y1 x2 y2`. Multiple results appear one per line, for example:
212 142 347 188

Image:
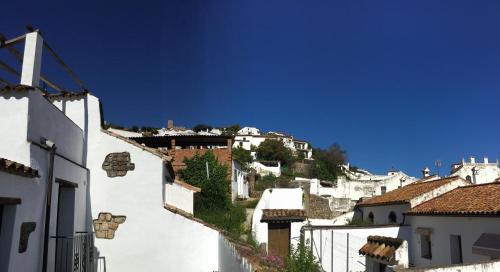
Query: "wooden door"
268 222 291 259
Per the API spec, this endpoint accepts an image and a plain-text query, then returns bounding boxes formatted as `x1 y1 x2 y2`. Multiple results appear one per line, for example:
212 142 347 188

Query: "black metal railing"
51 232 102 272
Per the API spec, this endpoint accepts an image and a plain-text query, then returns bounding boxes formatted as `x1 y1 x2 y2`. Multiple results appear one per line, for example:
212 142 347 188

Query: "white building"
232 160 249 200
252 188 304 252
0 29 262 272
233 127 313 160
449 156 500 184
355 176 469 225
405 182 500 269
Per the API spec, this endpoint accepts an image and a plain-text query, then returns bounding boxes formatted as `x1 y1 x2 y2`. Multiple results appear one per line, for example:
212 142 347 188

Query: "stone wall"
93 212 126 239
308 194 333 219
102 152 135 177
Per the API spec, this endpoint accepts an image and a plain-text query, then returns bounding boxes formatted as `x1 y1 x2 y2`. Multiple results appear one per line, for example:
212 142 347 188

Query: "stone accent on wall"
308 194 334 219
93 212 126 239
19 222 36 253
102 152 135 177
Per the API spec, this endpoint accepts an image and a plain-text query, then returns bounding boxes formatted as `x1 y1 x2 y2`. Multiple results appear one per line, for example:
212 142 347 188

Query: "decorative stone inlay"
19 222 36 253
102 152 135 177
93 212 126 239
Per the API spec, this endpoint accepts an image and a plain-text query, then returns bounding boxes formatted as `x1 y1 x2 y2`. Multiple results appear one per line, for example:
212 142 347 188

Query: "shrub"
256 139 294 167
285 239 322 272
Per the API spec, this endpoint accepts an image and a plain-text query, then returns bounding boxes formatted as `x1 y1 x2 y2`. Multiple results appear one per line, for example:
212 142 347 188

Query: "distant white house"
449 156 500 184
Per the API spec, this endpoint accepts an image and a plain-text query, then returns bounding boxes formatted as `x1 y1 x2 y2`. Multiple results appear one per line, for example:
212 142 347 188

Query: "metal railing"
52 232 104 272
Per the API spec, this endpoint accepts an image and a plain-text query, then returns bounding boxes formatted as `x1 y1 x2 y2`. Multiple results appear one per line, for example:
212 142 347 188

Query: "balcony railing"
51 232 106 272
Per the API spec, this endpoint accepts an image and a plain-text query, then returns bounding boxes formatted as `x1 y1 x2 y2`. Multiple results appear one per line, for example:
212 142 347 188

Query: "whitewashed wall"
0 91 31 165
303 225 411 272
395 259 500 272
0 90 90 272
251 161 281 177
165 182 195 214
407 216 500 268
360 203 411 225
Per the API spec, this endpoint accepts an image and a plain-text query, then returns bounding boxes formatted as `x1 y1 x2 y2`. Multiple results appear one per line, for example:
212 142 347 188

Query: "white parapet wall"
251 161 281 177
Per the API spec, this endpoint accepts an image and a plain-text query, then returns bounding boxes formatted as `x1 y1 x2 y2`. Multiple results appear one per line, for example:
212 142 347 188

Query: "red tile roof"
406 182 500 216
0 158 39 178
261 209 306 223
358 176 464 207
359 236 404 264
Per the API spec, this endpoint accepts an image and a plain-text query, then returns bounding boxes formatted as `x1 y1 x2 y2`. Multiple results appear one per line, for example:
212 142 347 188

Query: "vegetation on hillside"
179 151 246 237
256 139 294 167
285 239 322 272
232 147 253 170
310 143 347 181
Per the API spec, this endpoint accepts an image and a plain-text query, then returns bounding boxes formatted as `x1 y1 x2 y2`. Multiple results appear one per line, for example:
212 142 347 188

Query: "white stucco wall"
450 160 500 184
303 225 411 272
251 161 281 177
407 216 500 268
361 204 411 225
0 91 90 272
165 182 194 214
0 91 31 165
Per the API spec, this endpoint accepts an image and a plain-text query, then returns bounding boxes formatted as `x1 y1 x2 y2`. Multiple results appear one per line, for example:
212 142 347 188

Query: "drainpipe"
41 139 56 272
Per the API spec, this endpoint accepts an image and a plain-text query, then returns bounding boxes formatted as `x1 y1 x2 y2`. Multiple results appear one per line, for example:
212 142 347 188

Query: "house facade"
449 156 500 184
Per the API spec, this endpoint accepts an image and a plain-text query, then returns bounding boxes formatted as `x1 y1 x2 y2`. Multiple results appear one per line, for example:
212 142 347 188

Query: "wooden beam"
0 197 22 205
0 59 21 77
0 33 26 48
43 41 87 91
55 178 78 188
4 45 68 93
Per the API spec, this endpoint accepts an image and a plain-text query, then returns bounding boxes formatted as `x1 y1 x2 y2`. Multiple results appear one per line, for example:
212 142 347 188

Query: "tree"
232 147 253 169
222 124 241 136
285 239 322 272
193 124 213 132
256 139 294 166
311 143 347 180
179 151 230 211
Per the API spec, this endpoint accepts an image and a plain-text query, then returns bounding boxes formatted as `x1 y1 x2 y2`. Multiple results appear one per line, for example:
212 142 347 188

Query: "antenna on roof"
435 160 442 177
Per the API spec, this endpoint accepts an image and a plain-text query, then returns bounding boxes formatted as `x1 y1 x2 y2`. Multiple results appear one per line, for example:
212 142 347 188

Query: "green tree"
232 147 253 169
311 143 347 180
179 151 230 210
256 139 294 166
285 239 322 272
222 124 241 136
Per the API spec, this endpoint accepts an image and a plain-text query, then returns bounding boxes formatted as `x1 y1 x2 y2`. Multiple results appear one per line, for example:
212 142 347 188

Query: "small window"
421 234 432 259
388 211 397 224
450 235 463 264
466 175 472 182
239 142 243 147
368 212 374 224
381 186 387 194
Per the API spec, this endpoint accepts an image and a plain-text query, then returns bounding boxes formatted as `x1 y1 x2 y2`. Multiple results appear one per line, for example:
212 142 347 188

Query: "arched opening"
388 211 397 223
368 212 374 224
466 175 472 182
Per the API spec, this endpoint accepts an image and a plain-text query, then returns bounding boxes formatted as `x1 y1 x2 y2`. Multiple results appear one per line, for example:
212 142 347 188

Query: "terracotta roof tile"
358 176 463 207
261 209 306 223
359 236 403 264
0 158 39 178
406 182 500 216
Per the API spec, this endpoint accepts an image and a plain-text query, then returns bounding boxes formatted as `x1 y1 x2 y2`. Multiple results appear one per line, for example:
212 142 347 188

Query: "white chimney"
484 157 489 164
470 156 475 164
422 167 430 178
21 32 43 87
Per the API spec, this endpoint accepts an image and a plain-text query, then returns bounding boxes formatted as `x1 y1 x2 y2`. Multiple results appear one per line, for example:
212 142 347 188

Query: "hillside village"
1 30 500 272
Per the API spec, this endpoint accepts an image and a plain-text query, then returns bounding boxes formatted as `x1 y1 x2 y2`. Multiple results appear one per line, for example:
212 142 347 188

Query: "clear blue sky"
2 1 499 176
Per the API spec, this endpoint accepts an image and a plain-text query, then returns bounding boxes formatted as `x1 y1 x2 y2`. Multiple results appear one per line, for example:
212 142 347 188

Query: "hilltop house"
0 29 259 272
449 156 500 184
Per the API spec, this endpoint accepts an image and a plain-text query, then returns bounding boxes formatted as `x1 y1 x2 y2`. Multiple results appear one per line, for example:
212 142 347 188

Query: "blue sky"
1 1 499 176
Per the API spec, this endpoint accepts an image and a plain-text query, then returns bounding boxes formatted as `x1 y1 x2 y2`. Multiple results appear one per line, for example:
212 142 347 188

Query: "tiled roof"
358 176 462 207
0 158 39 178
406 182 500 216
359 236 403 264
0 84 36 93
261 209 306 223
45 91 89 101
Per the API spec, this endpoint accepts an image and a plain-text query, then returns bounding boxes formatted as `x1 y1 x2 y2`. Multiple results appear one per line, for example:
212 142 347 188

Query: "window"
381 186 387 194
421 234 432 259
466 175 472 182
388 211 397 224
239 142 243 147
368 212 374 224
450 235 463 264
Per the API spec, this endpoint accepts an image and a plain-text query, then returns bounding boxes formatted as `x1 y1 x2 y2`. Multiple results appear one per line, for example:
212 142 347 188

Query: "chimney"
21 31 43 87
422 167 430 178
167 120 174 130
484 156 489 164
470 156 475 164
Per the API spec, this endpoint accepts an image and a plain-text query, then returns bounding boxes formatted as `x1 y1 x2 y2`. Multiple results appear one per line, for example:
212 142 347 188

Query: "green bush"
195 204 246 237
232 147 253 170
254 174 276 191
285 239 322 272
256 139 294 167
